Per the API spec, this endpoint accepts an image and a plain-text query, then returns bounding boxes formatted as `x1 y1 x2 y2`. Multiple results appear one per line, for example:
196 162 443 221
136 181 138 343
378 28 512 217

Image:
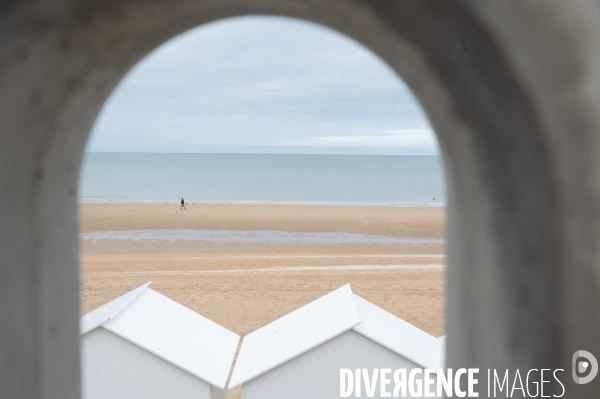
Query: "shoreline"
79 199 446 207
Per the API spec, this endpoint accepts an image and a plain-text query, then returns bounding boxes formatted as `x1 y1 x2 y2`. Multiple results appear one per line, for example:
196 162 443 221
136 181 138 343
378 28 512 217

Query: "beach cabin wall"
242 329 439 399
81 327 213 399
230 284 444 399
80 282 238 399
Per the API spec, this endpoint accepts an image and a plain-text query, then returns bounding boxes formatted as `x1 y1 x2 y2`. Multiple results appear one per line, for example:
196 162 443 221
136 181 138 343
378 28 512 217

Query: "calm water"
79 153 446 206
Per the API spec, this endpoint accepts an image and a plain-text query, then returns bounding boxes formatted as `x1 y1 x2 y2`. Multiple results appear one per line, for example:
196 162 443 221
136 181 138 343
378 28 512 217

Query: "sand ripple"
83 264 445 276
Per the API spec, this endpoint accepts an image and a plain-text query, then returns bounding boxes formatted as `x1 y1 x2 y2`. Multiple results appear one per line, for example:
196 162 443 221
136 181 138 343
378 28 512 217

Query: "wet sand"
79 203 446 237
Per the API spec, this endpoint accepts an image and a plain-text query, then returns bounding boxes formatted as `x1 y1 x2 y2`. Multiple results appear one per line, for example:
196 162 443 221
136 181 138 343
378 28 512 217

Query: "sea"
79 153 446 207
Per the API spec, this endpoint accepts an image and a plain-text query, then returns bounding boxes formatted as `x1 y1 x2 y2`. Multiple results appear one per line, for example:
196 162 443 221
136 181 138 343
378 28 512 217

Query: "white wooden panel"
104 289 239 389
243 330 441 399
229 284 360 388
79 282 151 335
352 294 444 369
81 327 211 399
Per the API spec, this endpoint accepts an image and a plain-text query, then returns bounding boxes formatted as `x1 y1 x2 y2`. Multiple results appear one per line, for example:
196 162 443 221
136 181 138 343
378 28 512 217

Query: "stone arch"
2 1 600 397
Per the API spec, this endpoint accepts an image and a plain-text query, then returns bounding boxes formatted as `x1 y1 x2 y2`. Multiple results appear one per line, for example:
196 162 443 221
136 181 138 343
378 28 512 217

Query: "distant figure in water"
432 196 435 201
180 197 186 210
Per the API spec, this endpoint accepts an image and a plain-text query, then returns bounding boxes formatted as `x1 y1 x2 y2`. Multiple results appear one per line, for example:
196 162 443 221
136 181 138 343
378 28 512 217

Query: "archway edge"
1 0 600 397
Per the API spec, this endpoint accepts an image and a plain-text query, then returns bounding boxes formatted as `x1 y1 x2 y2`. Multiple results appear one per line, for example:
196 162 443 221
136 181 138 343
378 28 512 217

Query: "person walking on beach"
180 197 186 210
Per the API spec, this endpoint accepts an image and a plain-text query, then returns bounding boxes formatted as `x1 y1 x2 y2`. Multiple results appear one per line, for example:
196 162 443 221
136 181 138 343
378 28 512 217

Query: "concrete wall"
81 328 211 399
242 330 440 399
2 0 600 397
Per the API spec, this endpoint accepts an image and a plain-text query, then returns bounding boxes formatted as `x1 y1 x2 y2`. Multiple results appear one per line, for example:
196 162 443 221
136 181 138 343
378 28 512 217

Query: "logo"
572 350 598 384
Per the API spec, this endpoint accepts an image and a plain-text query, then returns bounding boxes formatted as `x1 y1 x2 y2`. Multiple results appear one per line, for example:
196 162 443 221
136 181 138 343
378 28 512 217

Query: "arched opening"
2 1 586 398
79 16 447 398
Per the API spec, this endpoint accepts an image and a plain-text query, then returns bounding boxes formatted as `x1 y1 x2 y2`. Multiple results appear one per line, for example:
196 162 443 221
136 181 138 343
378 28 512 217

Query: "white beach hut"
438 335 446 348
80 282 239 399
229 284 445 399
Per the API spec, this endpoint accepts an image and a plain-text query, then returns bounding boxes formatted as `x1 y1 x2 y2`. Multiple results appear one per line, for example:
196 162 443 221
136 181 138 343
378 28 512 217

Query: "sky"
86 16 439 155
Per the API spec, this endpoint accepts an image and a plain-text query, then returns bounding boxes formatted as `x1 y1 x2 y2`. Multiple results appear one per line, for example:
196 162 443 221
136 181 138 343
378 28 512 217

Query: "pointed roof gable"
80 282 151 335
80 283 239 390
229 284 360 389
352 294 444 369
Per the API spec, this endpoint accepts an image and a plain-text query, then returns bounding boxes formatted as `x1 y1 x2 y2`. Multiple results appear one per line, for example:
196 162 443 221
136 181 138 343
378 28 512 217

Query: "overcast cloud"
86 16 439 155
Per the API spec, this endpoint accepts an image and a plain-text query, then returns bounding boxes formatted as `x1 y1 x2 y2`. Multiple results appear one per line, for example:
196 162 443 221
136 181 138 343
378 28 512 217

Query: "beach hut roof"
229 284 444 389
80 282 151 335
229 284 361 389
79 282 239 390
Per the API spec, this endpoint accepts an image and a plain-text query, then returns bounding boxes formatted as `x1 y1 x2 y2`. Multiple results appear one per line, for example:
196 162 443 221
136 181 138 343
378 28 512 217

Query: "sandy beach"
79 203 447 398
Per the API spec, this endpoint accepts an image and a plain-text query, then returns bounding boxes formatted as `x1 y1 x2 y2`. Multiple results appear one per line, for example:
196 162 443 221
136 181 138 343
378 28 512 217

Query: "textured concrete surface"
1 0 600 397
